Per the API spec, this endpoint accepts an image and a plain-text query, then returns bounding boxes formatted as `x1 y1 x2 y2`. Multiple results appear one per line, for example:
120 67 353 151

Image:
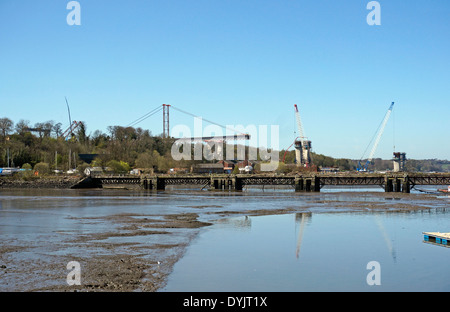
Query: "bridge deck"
81 172 450 192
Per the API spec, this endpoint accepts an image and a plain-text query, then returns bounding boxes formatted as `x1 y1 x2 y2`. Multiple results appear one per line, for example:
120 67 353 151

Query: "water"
0 186 449 291
162 210 450 291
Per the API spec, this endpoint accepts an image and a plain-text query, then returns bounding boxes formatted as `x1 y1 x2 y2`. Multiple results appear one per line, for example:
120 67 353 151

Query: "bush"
22 163 32 170
34 162 50 175
106 160 130 174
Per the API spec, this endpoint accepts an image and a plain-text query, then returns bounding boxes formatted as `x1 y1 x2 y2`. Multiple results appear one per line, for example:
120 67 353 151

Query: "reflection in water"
163 209 450 292
221 216 252 229
295 213 311 259
374 214 397 262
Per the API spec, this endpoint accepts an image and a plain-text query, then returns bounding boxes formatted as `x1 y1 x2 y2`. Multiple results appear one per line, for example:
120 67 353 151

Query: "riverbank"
0 175 81 189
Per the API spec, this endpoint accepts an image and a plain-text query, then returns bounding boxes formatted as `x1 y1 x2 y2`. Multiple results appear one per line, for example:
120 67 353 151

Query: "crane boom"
368 102 394 162
358 102 394 171
294 104 305 141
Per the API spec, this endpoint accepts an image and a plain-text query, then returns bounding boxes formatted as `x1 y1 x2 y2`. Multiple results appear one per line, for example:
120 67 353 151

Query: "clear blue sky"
0 1 449 160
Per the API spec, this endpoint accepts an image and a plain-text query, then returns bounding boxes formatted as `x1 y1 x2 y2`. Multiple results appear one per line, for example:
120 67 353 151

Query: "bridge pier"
295 176 320 192
384 176 410 193
402 176 410 193
210 176 240 191
234 177 243 191
140 177 165 190
385 177 393 192
156 178 166 190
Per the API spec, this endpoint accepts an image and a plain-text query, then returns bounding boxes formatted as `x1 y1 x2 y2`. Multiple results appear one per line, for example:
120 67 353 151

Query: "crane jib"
358 102 395 171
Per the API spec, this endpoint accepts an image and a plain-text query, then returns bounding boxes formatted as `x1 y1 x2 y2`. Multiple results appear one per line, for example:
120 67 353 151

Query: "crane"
62 120 83 139
293 104 312 167
357 102 394 172
294 104 305 142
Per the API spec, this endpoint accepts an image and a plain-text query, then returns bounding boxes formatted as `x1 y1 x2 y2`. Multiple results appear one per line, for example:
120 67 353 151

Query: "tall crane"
294 104 305 142
294 104 312 167
357 102 394 172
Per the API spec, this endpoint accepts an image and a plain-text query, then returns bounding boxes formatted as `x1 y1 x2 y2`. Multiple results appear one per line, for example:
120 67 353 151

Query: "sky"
0 0 449 160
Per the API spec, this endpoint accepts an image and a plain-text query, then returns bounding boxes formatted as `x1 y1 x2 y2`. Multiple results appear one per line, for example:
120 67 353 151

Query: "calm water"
163 186 450 292
0 186 449 291
162 210 450 291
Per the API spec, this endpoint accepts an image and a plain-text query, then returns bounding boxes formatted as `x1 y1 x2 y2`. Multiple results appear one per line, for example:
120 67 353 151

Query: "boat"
438 186 450 193
0 167 20 176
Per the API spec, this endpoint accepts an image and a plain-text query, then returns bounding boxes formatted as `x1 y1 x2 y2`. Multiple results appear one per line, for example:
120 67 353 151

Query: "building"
218 160 238 173
168 168 188 174
191 163 224 174
78 154 98 164
191 160 257 174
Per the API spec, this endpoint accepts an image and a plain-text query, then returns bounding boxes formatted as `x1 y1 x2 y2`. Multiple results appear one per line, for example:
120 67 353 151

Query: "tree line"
0 117 184 173
1 117 448 174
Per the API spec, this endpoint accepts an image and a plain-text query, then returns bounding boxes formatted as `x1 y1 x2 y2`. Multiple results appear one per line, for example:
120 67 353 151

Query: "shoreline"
0 175 81 189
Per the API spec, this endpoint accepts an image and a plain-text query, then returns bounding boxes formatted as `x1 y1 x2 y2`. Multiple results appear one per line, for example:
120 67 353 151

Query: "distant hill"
282 150 450 172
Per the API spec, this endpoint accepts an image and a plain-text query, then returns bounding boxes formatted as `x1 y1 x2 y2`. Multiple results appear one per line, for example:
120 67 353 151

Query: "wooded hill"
0 117 448 173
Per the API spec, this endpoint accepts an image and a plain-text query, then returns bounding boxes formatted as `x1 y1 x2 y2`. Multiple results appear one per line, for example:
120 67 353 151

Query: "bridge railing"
86 173 450 193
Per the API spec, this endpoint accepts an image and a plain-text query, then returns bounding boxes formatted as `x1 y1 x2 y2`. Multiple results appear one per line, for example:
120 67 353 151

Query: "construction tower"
294 104 312 167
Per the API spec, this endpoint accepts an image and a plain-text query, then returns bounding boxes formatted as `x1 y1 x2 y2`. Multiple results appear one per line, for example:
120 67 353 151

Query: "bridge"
73 173 450 193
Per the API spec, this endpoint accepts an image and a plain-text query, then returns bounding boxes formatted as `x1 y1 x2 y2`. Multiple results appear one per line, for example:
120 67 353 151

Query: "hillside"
281 150 450 173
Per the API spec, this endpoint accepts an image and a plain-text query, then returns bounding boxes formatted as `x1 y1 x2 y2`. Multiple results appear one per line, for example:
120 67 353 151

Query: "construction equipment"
392 152 407 172
24 127 51 137
175 134 250 143
62 120 83 139
293 104 312 167
357 102 394 172
169 105 251 143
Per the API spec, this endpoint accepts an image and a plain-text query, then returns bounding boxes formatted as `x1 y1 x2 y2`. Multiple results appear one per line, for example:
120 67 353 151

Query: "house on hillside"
218 160 238 174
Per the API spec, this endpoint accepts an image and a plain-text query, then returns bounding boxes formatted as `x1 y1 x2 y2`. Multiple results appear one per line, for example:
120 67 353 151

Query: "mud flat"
0 211 212 292
0 188 447 292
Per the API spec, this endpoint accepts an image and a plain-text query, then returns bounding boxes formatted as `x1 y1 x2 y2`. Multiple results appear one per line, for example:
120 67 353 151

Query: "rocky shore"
0 175 82 189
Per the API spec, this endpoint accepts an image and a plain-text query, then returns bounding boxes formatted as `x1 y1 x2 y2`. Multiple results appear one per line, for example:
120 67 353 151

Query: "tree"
34 162 50 175
53 122 63 138
106 160 130 174
0 117 14 141
91 130 108 149
15 119 30 135
135 152 155 168
22 163 32 169
42 121 54 137
77 121 88 145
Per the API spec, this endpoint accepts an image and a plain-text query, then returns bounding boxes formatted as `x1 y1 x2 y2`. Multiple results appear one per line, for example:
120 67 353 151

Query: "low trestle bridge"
76 173 450 193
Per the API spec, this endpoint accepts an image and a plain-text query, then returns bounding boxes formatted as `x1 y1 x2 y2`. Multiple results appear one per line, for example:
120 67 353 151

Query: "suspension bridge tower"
163 104 170 138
